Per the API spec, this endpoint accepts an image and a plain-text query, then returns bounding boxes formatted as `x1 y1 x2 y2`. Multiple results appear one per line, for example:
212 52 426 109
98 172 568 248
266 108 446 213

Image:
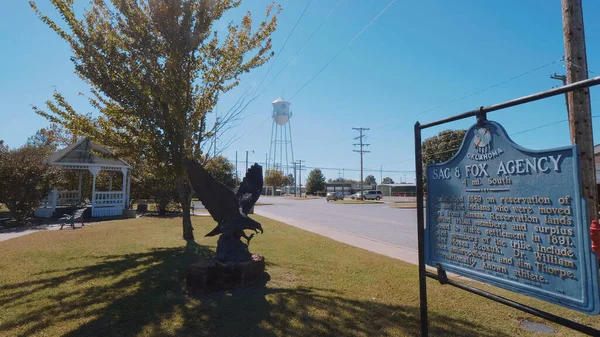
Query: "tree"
422 129 467 187
0 145 62 223
131 162 179 215
305 169 326 194
328 177 359 184
265 169 289 190
364 175 376 185
382 177 394 184
27 123 77 151
30 0 280 240
204 156 237 190
287 173 295 185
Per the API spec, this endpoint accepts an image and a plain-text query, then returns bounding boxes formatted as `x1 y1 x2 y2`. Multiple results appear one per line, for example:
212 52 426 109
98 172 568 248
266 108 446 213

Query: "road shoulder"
255 207 419 265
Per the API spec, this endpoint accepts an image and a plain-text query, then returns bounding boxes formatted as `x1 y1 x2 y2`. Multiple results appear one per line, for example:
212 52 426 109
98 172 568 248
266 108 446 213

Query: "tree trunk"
178 177 194 241
157 197 169 216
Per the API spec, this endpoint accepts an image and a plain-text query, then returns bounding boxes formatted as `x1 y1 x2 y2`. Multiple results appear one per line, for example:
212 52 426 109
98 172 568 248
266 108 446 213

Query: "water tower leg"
284 122 289 176
279 124 283 173
273 122 278 170
268 121 274 172
288 119 295 165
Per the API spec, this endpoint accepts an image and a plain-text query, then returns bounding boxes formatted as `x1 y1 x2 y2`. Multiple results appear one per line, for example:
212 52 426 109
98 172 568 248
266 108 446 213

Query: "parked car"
361 190 383 201
350 192 362 200
326 192 344 201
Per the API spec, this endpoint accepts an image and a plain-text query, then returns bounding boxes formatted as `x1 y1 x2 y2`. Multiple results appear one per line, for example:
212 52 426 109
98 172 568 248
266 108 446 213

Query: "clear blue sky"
1 0 600 183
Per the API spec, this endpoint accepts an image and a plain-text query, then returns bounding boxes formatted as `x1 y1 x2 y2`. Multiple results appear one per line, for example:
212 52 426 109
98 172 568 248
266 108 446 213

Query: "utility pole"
551 73 570 116
380 165 383 185
235 151 238 181
353 127 370 196
291 161 298 197
562 0 597 221
245 150 249 172
297 160 305 196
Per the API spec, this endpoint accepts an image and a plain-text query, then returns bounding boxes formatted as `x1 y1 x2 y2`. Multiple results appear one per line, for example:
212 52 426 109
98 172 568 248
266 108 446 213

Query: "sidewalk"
255 208 419 265
0 223 63 242
0 211 212 243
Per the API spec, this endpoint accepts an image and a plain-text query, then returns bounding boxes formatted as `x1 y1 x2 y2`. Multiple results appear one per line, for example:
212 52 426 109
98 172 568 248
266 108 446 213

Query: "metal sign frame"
414 75 600 336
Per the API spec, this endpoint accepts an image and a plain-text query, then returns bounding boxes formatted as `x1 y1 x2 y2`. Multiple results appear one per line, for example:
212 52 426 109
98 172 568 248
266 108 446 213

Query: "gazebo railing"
39 190 56 209
94 191 125 207
56 190 81 206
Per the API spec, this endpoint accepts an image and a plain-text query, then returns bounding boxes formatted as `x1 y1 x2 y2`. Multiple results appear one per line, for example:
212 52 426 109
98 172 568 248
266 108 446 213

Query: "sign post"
414 76 600 336
426 119 599 313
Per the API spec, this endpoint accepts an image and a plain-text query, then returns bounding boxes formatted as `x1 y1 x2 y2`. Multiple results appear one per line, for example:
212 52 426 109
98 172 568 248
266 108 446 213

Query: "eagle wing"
185 159 240 223
236 163 263 214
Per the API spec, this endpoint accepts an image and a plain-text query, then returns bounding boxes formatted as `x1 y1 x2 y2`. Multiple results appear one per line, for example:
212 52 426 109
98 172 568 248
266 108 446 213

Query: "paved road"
252 197 421 250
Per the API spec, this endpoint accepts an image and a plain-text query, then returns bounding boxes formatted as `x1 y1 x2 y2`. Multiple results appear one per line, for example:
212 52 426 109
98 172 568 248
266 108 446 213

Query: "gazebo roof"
48 138 132 168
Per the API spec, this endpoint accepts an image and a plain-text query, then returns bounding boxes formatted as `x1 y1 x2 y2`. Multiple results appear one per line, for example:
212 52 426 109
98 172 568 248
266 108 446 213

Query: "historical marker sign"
425 120 600 314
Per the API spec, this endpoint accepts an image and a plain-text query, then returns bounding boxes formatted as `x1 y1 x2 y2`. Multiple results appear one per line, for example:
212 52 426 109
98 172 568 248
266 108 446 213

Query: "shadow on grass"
0 241 509 337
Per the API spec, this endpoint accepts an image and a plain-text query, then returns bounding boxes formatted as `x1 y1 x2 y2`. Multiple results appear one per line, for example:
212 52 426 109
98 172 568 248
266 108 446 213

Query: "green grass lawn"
1 216 599 336
283 196 320 200
389 203 417 209
329 199 382 204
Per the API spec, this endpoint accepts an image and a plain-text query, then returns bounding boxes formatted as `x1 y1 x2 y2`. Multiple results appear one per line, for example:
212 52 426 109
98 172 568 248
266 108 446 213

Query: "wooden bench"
60 208 86 230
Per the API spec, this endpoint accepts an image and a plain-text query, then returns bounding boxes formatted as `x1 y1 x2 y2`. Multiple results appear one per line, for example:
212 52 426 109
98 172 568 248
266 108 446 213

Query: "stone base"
185 254 265 294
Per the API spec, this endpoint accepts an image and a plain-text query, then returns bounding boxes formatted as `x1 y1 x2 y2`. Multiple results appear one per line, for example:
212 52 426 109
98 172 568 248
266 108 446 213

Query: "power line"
509 119 570 136
289 0 397 100
374 115 600 169
227 0 336 148
253 0 313 96
258 0 342 97
290 49 346 100
372 57 566 131
231 103 598 176
246 0 396 147
564 59 597 75
324 58 569 151
226 160 413 174
348 0 396 45
225 115 271 148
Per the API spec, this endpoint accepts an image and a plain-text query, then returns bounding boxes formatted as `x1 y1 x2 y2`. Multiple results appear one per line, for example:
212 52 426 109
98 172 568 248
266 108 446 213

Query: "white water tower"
268 98 294 174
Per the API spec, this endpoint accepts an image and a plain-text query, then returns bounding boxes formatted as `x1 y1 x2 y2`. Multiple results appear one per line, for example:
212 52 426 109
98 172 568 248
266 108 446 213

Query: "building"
376 183 417 197
325 183 376 195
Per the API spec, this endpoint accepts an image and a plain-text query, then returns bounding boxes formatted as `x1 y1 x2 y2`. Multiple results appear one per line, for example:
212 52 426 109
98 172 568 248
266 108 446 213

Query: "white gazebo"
35 138 132 218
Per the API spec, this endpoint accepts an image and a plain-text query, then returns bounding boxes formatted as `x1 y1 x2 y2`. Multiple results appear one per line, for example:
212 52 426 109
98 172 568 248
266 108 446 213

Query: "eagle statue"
185 159 264 262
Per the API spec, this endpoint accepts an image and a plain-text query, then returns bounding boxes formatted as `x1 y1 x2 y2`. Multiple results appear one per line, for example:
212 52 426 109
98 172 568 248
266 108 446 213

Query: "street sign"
426 120 600 314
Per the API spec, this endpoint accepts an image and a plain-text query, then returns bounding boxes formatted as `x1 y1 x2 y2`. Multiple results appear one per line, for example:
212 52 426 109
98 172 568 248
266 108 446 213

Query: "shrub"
0 145 61 223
